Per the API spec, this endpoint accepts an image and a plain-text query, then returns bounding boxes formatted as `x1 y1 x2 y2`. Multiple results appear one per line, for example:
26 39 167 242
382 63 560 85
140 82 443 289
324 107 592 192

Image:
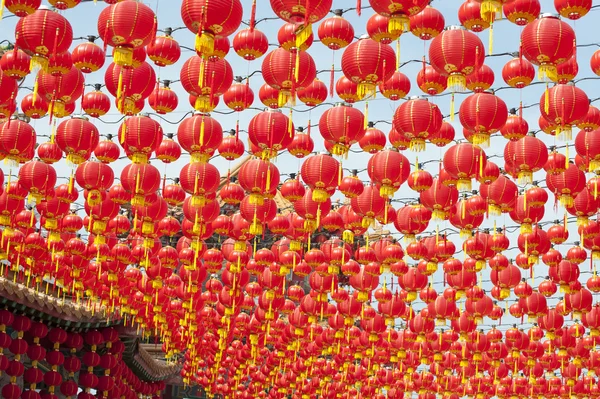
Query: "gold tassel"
364 102 369 129
266 167 271 191
32 77 39 104
200 116 205 146
396 38 401 70
198 58 206 89
294 50 300 82
544 83 550 115
295 24 312 49
0 0 4 19
288 108 293 137
450 93 455 122
565 144 569 169
488 21 494 55
195 32 215 57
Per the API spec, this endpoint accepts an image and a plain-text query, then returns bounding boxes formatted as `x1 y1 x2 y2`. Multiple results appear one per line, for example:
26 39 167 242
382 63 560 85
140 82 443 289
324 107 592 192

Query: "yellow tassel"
195 32 215 57
120 119 127 143
479 154 483 178
32 77 39 104
288 109 293 137
396 38 401 70
523 191 527 211
488 21 494 55
50 121 56 143
565 143 570 169
450 94 455 122
364 102 368 129
544 83 550 115
461 200 466 220
117 70 124 100
113 47 133 67
294 50 300 82
338 163 342 186
0 0 4 19
198 58 206 90
200 116 205 146
295 24 312 49
266 167 271 191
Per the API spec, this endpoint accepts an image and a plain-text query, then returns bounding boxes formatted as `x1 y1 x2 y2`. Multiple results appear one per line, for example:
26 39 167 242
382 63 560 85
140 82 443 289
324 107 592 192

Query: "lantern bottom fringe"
289 240 301 251
131 195 145 207
447 74 467 92
342 230 354 244
538 64 558 82
556 126 572 142
30 55 49 73
303 219 317 232
142 221 155 235
403 234 416 243
593 251 600 261
432 209 447 220
51 100 67 119
472 133 491 148
426 262 438 274
331 143 349 156
456 179 472 192
113 46 134 67
357 82 376 99
194 96 216 113
520 223 533 234
44 217 58 230
409 138 426 152
379 185 395 198
480 0 501 23
131 153 149 165
295 23 312 49
589 159 600 173
517 171 533 185
577 216 590 226
528 254 539 265
361 216 374 229
234 241 247 251
460 228 471 239
311 188 329 203
558 194 574 208
191 153 210 163
249 193 265 205
48 231 61 242
191 195 208 207
406 291 417 302
195 31 215 57
249 222 263 236
388 15 409 36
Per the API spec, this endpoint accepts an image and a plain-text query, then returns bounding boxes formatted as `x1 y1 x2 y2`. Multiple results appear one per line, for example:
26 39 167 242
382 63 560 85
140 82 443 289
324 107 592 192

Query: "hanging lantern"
459 90 508 147
409 6 445 40
0 49 31 79
359 123 387 154
75 161 115 206
297 79 328 107
238 159 280 205
547 163 587 207
504 135 549 184
380 71 411 101
223 79 255 112
177 113 223 163
367 150 411 198
416 65 447 96
248 109 295 159
97 0 157 67
148 85 179 115
335 76 364 104
466 64 495 93
278 22 314 51
300 154 340 203
119 115 163 164
341 37 396 98
503 0 540 25
555 0 592 20
318 13 355 50
105 62 156 114
3 0 40 17
442 143 487 192
15 9 73 71
429 26 485 91
367 14 400 44
521 14 575 82
575 129 600 172
82 90 111 118
147 34 181 67
318 103 366 156
262 48 316 107
179 56 233 112
0 118 36 166
233 28 269 61
218 131 245 161
71 41 105 74
369 0 429 35
556 55 579 84
501 113 529 141
458 0 491 32
502 57 536 89
269 0 332 48
393 97 443 152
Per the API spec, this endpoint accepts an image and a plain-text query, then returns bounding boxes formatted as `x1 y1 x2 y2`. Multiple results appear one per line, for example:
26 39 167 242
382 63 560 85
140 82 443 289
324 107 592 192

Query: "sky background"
2 0 600 331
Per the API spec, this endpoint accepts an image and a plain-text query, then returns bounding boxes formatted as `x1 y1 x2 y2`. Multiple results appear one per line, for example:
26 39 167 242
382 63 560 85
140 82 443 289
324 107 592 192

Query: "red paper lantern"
0 49 31 79
181 0 243 57
297 79 328 107
3 0 40 17
223 80 254 112
238 159 280 205
97 0 157 67
466 64 495 93
119 115 163 164
442 143 487 192
104 62 156 114
501 113 529 141
367 14 400 44
82 90 111 118
429 26 485 91
547 163 587 207
410 6 445 40
318 103 365 156
521 15 575 81
459 91 508 147
367 150 411 198
369 0 429 34
120 163 162 206
458 0 490 32
335 76 363 103
218 132 245 161
177 113 223 163
341 37 396 98
15 9 73 70
148 86 179 115
359 124 387 154
555 0 592 20
380 71 411 101
416 65 447 95
147 35 181 67
540 83 589 141
71 41 105 73
0 119 36 165
18 161 57 197
504 135 549 184
232 29 269 62
318 14 355 50
503 0 540 25
278 22 314 51
248 110 294 158
300 154 340 203
262 48 316 107
179 56 233 112
393 97 443 152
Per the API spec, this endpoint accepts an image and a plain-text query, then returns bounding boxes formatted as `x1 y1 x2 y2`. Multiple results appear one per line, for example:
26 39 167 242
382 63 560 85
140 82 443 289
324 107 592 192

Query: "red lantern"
410 6 445 40
503 0 540 25
521 15 575 81
278 22 314 51
416 65 447 95
459 91 508 147
556 55 579 84
37 65 84 108
380 71 411 101
547 163 587 207
147 35 181 67
223 80 254 112
82 90 111 118
179 56 233 111
15 9 73 70
367 14 400 44
393 97 443 152
18 161 56 197
539 83 589 140
300 154 340 203
105 62 156 114
233 28 269 61
3 0 40 17
297 79 328 107
369 0 429 34
319 103 366 156
0 49 31 79
367 150 411 198
75 161 115 205
0 119 36 165
442 143 487 192
262 48 316 107
502 57 535 89
248 109 294 158
318 14 355 50
148 86 178 115
458 0 490 32
21 94 48 120
555 0 592 20
71 41 105 74
269 0 332 48
504 135 549 184
429 26 485 91
288 131 314 158
238 159 280 205
341 37 396 98
218 132 245 161
97 0 157 67
501 113 529 141
466 64 495 93
120 163 161 206
359 124 387 154
119 115 163 164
